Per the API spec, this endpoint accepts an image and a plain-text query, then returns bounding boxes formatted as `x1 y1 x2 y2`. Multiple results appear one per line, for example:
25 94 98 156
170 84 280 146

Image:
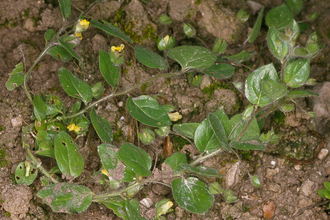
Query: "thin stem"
190 148 224 166
93 181 142 201
61 71 184 120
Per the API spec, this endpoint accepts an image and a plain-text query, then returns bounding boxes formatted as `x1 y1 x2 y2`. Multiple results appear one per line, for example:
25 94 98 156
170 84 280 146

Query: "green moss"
271 110 286 127
24 8 30 17
0 147 10 167
240 150 252 161
141 83 150 93
202 81 231 98
142 24 157 42
113 128 123 143
5 212 10 217
194 0 203 5
0 125 5 132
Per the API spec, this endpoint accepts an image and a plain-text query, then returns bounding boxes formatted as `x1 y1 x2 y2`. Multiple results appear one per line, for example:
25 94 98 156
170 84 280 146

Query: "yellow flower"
67 124 81 133
168 112 182 122
164 35 170 44
111 44 125 53
158 201 173 216
101 169 110 177
74 32 82 39
79 19 90 29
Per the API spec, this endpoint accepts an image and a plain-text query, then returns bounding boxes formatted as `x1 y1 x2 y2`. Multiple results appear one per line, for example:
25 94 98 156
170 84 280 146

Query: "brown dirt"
0 0 330 219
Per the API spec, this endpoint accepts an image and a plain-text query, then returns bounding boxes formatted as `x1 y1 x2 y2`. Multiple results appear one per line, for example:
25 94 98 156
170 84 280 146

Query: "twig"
292 200 329 218
247 190 283 213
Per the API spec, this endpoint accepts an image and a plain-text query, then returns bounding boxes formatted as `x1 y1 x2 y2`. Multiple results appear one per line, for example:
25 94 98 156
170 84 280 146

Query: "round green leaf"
58 67 92 103
286 0 303 16
167 46 216 70
265 4 293 30
6 62 24 91
164 153 188 171
99 50 119 87
117 143 152 177
194 119 221 153
101 198 127 219
172 123 199 139
229 114 260 141
171 177 214 214
126 95 171 127
15 162 38 185
251 175 262 187
54 131 84 179
159 14 172 25
267 28 289 60
134 46 168 70
90 107 113 143
284 59 310 88
245 63 279 107
203 63 235 79
44 29 56 44
48 45 72 62
262 80 289 101
138 129 155 145
98 144 118 171
37 183 92 213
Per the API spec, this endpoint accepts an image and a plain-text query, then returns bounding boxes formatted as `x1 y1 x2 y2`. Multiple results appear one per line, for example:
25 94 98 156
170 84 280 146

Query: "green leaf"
180 164 224 178
15 162 38 185
231 140 265 150
117 143 152 177
37 183 92 213
265 4 293 30
324 182 330 191
194 119 220 153
138 129 155 145
54 131 84 179
164 153 188 171
171 177 214 214
6 62 24 91
224 189 238 203
44 29 56 44
58 67 92 103
72 100 81 113
203 63 235 79
251 175 262 187
237 9 250 23
125 199 148 220
267 28 289 60
213 107 231 136
284 59 310 88
209 182 224 194
126 96 171 127
159 14 172 25
58 0 71 19
293 47 309 56
172 123 199 139
58 39 82 66
324 189 330 200
33 94 47 121
286 0 303 16
247 7 264 43
35 130 54 158
317 188 327 198
223 51 254 63
99 50 119 87
167 46 216 70
229 114 260 141
123 167 136 182
245 63 279 107
48 45 72 62
183 23 196 37
212 38 226 54
90 19 133 43
45 94 63 117
208 113 230 151
286 90 319 99
90 108 113 143
262 80 289 101
154 126 170 137
101 198 127 219
98 144 118 172
134 46 168 70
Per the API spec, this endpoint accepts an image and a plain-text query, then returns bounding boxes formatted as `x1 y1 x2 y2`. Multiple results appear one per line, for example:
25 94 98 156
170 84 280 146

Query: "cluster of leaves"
6 0 323 219
318 182 330 209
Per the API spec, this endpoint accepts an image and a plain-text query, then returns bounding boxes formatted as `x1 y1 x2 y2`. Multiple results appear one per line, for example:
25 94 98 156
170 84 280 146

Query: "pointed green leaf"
183 23 196 37
59 39 82 66
286 90 319 99
284 59 310 88
58 67 92 103
98 144 118 172
247 7 264 43
159 14 172 25
44 29 56 44
293 47 309 56
117 143 152 177
90 108 113 143
90 19 133 43
194 119 221 153
231 140 265 150
172 123 199 139
33 94 47 121
171 177 214 214
101 197 127 219
286 0 303 16
180 164 224 178
208 113 230 151
54 131 84 179
99 50 119 87
212 38 226 54
167 46 216 70
58 0 71 19
134 46 168 70
125 199 148 220
265 4 293 30
37 183 92 213
126 95 171 127
245 63 279 107
267 28 289 60
229 114 260 141
262 80 289 101
15 162 38 185
324 182 330 191
224 50 255 63
6 62 24 91
164 153 188 171
209 182 224 195
237 9 250 23
317 188 327 198
251 175 262 187
203 63 235 79
48 45 72 62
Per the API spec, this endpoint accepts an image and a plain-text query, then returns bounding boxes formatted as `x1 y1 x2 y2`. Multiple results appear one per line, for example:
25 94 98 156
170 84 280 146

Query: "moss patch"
0 147 10 167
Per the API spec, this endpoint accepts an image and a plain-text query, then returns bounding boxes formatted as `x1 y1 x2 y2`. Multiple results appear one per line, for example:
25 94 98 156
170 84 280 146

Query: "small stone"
263 201 275 219
294 164 302 170
92 34 107 52
11 117 22 128
23 18 36 32
200 75 212 90
140 198 153 208
268 182 281 192
225 162 240 188
247 1 263 15
301 179 314 196
318 148 329 160
265 168 278 180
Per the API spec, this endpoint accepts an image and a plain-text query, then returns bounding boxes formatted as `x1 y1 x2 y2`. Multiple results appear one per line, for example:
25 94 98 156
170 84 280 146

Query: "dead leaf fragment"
263 201 275 219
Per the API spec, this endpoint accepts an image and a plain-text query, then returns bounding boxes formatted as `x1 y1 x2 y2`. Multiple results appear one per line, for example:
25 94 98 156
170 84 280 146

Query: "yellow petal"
158 201 173 216
73 125 81 133
67 124 76 131
111 46 116 53
75 31 82 40
79 19 90 29
101 169 110 177
168 112 182 122
164 35 169 44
